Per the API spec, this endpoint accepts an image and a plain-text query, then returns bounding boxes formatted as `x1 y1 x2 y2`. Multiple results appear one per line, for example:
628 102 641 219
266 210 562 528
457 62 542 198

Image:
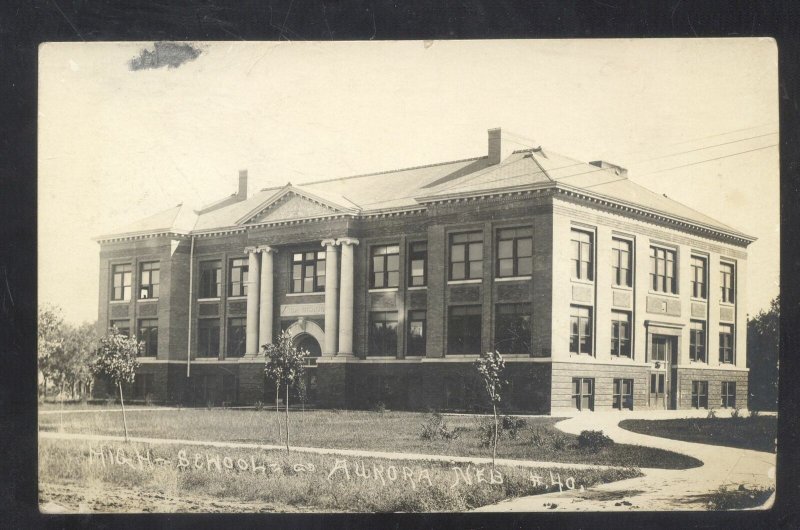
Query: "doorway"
294 333 321 404
649 334 678 409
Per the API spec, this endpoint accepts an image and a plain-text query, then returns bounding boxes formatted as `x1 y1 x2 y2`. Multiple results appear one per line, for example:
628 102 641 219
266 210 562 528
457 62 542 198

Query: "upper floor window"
408 242 427 287
369 311 398 356
227 318 246 357
228 258 248 297
111 263 132 301
110 319 130 337
569 305 593 355
496 227 532 278
611 238 632 287
610 311 631 358
449 231 483 281
690 320 706 362
719 324 734 364
139 262 160 299
650 246 677 294
199 260 221 298
292 251 326 293
448 305 482 354
407 310 426 356
138 319 158 357
370 245 400 289
690 256 707 299
570 229 594 281
720 262 735 303
494 303 532 354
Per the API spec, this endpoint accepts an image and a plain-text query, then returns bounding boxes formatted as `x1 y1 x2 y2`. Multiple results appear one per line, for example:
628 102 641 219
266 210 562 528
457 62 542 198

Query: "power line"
637 144 777 177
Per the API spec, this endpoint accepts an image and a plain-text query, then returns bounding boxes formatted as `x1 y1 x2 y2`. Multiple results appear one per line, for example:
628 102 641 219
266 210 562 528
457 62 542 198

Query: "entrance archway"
284 318 325 404
295 334 322 357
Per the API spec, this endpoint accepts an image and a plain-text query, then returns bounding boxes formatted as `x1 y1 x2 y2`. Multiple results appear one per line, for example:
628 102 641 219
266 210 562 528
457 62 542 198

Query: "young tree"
748 295 779 411
474 350 506 469
92 327 141 442
263 330 307 454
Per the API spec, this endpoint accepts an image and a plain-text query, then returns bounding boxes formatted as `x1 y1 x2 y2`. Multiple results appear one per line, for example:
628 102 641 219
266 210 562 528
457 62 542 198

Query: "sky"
38 39 779 325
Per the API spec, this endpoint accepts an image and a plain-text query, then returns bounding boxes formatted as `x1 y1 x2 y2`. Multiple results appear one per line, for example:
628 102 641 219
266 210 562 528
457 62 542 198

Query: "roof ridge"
299 156 485 186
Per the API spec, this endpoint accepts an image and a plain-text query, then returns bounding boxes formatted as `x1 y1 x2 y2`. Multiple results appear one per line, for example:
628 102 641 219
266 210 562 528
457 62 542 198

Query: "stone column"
337 237 359 355
321 239 340 355
245 246 260 356
258 246 276 351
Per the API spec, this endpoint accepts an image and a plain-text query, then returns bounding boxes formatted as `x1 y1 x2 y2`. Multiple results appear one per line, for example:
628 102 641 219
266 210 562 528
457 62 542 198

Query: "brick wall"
552 361 650 410
677 367 748 410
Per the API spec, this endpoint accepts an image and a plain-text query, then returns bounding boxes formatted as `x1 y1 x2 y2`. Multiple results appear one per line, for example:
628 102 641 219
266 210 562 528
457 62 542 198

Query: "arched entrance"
284 318 325 404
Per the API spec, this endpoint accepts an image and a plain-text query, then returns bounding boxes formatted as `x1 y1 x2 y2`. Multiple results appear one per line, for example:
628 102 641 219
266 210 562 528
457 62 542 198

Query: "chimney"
238 169 248 199
487 128 515 165
589 160 628 178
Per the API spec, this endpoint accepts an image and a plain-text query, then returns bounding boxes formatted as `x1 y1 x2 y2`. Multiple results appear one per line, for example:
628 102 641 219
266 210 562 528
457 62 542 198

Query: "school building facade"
96 128 754 413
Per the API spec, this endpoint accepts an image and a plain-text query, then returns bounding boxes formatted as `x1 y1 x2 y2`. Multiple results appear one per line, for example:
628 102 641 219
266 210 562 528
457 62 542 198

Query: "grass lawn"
38 406 700 469
39 438 641 512
619 416 777 453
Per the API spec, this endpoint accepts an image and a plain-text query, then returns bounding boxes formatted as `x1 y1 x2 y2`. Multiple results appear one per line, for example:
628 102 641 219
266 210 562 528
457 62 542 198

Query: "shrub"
529 427 547 448
730 407 742 419
749 409 760 420
253 400 264 411
105 397 116 407
501 415 527 440
577 430 614 452
371 401 386 413
420 412 459 441
707 409 717 419
550 432 568 451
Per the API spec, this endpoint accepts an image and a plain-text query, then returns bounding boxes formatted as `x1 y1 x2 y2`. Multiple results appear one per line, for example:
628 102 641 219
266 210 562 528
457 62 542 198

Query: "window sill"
369 287 399 293
137 298 158 303
110 300 130 304
610 355 634 361
720 301 736 307
494 276 531 283
444 354 480 358
570 278 594 286
690 297 708 303
407 286 427 291
611 284 633 291
447 279 481 285
227 296 247 300
193 357 221 362
647 290 680 299
286 292 324 297
198 297 221 302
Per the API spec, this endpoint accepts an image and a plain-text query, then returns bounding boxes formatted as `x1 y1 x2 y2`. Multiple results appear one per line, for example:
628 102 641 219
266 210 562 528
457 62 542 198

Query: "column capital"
244 246 260 254
321 238 339 248
336 237 360 247
257 245 277 254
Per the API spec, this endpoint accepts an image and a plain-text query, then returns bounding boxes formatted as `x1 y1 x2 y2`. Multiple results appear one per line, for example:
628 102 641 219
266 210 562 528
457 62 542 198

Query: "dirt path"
475 410 776 512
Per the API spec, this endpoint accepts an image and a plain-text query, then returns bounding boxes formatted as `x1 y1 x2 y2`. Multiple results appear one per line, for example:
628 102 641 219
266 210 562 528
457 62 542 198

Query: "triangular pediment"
237 185 353 225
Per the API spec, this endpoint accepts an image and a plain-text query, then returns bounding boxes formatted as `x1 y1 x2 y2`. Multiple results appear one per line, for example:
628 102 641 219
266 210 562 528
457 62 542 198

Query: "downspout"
186 235 195 378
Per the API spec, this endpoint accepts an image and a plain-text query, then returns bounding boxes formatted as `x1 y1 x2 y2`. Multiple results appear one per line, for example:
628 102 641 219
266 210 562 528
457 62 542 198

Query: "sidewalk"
475 410 776 512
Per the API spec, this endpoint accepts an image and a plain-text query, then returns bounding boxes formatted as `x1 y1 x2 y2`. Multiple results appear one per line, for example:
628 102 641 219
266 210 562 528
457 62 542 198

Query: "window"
494 303 532 354
111 263 132 301
719 324 734 364
291 251 326 293
690 320 706 362
229 258 249 297
496 227 533 278
138 262 159 299
569 305 593 354
721 381 736 408
613 378 634 410
571 378 594 411
650 246 677 294
110 319 130 337
449 231 483 281
690 256 707 299
612 238 632 287
571 229 594 281
197 319 220 358
371 245 400 288
651 373 665 395
407 310 426 356
408 242 427 287
610 311 631 358
138 319 158 357
691 381 708 409
199 261 221 298
650 336 667 362
720 262 735 303
227 318 246 357
447 305 482 354
369 311 398 356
